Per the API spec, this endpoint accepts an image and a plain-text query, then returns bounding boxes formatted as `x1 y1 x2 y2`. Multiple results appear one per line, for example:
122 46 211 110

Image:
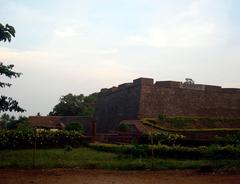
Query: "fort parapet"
95 78 240 133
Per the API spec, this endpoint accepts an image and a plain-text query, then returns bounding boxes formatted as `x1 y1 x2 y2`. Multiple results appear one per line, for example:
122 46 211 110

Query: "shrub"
65 122 84 132
0 129 86 149
214 133 240 146
158 113 167 122
118 123 129 132
141 132 185 145
89 143 240 159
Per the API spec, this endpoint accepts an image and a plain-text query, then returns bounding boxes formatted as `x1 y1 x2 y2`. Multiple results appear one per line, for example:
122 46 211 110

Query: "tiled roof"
29 116 92 128
29 116 63 128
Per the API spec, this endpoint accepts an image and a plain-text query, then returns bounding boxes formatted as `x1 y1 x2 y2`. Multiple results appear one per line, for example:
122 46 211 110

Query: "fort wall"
95 81 141 133
139 83 240 119
95 78 240 133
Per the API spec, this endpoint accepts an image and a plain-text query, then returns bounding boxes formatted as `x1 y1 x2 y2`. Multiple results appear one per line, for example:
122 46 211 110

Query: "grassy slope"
142 118 240 132
149 117 240 129
0 147 240 170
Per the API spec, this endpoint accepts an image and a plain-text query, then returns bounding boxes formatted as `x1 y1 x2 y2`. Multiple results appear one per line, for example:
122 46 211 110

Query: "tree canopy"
0 113 28 129
0 23 25 112
49 93 98 116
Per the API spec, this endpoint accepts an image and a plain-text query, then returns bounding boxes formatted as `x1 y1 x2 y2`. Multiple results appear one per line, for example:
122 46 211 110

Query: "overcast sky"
0 0 240 116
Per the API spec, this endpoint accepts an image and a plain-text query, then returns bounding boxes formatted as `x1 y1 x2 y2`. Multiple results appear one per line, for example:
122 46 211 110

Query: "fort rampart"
95 78 240 133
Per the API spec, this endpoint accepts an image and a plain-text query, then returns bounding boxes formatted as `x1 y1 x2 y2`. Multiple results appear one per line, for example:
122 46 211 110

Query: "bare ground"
0 169 240 184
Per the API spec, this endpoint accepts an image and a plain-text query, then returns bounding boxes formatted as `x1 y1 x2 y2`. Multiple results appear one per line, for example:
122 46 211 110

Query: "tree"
49 93 98 116
0 113 28 129
0 23 25 112
0 113 15 128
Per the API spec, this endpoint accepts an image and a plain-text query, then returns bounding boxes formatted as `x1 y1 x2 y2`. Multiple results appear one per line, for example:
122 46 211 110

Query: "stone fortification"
95 78 240 133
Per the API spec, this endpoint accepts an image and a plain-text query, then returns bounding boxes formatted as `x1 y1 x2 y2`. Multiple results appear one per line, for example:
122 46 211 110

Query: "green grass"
0 147 240 170
142 118 240 132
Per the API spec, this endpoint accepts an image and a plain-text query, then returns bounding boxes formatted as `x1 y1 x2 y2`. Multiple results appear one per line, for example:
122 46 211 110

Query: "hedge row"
89 143 240 159
0 130 86 149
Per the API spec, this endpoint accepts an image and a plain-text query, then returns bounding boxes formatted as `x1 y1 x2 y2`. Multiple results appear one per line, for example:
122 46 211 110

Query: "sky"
0 0 240 116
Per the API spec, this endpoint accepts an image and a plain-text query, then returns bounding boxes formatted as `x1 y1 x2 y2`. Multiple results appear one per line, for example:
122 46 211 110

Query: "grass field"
1 147 240 170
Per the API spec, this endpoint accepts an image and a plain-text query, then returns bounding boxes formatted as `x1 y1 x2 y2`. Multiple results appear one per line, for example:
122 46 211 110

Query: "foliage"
49 93 98 116
118 123 129 132
214 133 240 146
142 118 240 146
141 132 185 145
1 114 29 130
0 23 15 42
65 122 84 132
158 113 167 121
16 121 32 131
0 130 86 149
89 143 240 159
0 113 15 128
0 23 25 112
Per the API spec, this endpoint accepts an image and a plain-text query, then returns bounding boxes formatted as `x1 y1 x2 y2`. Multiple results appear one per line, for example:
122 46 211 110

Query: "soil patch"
0 169 240 184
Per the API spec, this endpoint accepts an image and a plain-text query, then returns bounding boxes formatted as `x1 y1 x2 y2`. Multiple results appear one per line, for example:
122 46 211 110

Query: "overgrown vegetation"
142 118 240 146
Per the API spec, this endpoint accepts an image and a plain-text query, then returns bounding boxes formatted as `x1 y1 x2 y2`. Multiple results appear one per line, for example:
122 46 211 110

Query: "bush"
89 143 240 159
118 123 129 132
214 133 240 146
141 132 185 145
0 129 86 149
65 122 84 132
158 113 167 122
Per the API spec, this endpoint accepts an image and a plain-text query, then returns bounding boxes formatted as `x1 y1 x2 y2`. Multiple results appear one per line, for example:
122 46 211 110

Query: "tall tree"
0 23 25 112
49 93 98 116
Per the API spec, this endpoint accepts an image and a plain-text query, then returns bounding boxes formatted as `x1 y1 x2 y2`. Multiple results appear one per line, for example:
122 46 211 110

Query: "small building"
28 116 95 136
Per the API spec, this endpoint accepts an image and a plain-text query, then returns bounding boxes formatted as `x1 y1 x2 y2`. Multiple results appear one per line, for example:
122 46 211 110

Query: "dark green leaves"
0 23 16 42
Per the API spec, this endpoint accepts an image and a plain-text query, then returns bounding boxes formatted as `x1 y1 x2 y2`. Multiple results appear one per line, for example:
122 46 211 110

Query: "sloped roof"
120 120 161 134
29 116 64 128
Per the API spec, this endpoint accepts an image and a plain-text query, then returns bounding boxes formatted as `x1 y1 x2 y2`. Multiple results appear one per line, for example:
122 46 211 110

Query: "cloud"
126 0 223 48
128 22 216 48
55 28 80 38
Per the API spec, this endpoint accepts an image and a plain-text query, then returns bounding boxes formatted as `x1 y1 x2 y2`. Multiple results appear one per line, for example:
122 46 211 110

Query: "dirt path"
0 169 240 184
